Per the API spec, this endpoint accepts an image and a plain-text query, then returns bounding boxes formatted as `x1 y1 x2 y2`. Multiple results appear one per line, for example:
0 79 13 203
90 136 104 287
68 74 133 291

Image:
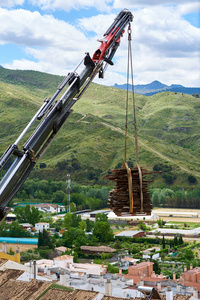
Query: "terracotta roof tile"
17 280 51 300
102 296 126 300
0 258 7 267
40 288 99 300
0 269 24 285
0 279 29 300
39 288 72 300
55 246 68 252
0 276 51 300
81 246 116 253
54 254 73 260
69 289 99 299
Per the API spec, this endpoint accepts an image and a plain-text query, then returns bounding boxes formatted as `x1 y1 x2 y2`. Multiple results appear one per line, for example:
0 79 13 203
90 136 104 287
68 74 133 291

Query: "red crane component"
92 29 124 63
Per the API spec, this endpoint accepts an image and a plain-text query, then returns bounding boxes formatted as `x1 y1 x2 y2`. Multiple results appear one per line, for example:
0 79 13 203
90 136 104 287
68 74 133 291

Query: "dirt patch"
0 243 37 253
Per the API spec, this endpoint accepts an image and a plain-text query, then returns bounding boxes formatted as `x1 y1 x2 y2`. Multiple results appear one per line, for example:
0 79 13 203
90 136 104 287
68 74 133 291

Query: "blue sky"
0 0 199 87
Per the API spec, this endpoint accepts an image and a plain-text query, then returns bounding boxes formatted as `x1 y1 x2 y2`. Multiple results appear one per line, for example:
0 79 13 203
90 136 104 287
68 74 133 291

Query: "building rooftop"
54 254 73 260
39 287 72 299
40 288 99 300
102 296 126 300
115 230 143 237
2 279 51 300
81 245 116 253
55 246 68 252
151 227 200 235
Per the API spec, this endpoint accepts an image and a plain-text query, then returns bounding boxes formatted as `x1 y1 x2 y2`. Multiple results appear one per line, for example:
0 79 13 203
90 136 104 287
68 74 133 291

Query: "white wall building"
33 203 65 214
142 247 161 260
35 222 49 232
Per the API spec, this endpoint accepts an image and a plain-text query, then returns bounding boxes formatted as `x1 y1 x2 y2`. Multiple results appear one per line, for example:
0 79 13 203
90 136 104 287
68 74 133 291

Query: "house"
0 268 51 299
180 265 200 292
120 256 139 269
115 230 145 239
35 222 49 232
32 203 65 214
5 213 16 223
29 255 107 277
128 261 154 277
81 246 116 255
142 246 160 260
123 261 167 286
54 246 70 256
20 223 33 232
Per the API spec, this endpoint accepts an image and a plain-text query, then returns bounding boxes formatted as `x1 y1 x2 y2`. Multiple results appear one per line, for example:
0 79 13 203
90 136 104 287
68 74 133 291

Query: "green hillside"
0 67 199 187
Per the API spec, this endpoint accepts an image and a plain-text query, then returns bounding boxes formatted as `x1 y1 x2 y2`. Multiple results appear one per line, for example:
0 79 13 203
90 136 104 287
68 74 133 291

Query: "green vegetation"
14 205 41 226
0 221 31 237
1 68 200 189
151 186 200 208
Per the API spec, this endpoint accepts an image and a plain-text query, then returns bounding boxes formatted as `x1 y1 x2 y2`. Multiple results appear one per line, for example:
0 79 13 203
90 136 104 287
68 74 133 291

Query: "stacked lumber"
104 167 153 216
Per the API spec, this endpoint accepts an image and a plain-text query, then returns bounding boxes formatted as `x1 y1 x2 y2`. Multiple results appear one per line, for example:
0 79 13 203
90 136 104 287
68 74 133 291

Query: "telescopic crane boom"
0 9 133 221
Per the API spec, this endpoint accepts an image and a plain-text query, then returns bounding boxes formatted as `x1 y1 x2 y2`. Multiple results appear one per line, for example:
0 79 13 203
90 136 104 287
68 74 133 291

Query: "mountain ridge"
0 68 200 187
114 80 200 96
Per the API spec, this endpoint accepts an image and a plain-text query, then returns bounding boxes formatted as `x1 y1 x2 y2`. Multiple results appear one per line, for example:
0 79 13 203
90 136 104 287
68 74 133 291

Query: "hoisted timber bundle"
103 22 157 216
104 167 153 216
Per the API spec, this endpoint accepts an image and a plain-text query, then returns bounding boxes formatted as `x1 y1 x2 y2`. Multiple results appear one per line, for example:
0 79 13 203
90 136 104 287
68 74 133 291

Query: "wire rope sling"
104 23 153 216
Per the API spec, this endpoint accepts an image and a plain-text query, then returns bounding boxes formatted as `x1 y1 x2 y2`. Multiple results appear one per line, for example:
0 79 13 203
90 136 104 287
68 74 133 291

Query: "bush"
188 175 197 184
106 263 119 274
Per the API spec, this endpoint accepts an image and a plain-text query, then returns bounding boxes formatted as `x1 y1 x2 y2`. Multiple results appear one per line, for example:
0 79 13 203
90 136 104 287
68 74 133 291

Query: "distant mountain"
113 81 200 96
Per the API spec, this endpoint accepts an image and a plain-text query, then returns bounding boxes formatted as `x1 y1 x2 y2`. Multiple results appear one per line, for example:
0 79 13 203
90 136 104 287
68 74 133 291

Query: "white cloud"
1 5 199 87
0 8 87 48
0 0 24 7
0 7 95 74
30 0 112 12
113 0 200 10
177 2 200 15
78 13 116 35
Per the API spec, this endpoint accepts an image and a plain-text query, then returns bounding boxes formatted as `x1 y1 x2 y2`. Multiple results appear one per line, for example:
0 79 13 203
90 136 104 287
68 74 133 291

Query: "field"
0 243 37 253
152 207 200 223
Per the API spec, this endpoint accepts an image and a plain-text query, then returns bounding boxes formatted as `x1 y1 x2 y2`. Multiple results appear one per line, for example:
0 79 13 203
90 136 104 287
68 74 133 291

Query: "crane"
0 9 133 221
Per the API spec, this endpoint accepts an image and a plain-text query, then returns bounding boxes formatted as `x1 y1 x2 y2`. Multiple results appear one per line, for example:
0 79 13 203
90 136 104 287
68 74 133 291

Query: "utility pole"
67 174 70 213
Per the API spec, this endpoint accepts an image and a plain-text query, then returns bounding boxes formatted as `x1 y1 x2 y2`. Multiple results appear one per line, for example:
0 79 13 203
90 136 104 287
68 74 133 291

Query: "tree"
64 213 72 229
188 175 197 184
162 235 166 249
95 213 108 223
71 213 81 228
52 190 66 203
113 239 122 249
192 93 199 98
28 206 41 226
14 205 40 226
63 228 88 247
38 229 54 249
79 219 86 231
178 235 183 245
86 218 94 232
153 260 161 274
93 221 114 243
174 236 178 246
157 218 164 228
138 221 147 231
184 248 194 260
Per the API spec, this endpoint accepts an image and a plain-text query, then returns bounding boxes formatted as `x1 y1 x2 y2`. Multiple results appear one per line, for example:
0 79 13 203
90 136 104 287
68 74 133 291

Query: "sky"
0 0 200 87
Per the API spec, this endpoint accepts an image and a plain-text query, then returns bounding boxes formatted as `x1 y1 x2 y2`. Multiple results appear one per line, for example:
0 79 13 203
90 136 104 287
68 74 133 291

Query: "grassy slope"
0 68 199 186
